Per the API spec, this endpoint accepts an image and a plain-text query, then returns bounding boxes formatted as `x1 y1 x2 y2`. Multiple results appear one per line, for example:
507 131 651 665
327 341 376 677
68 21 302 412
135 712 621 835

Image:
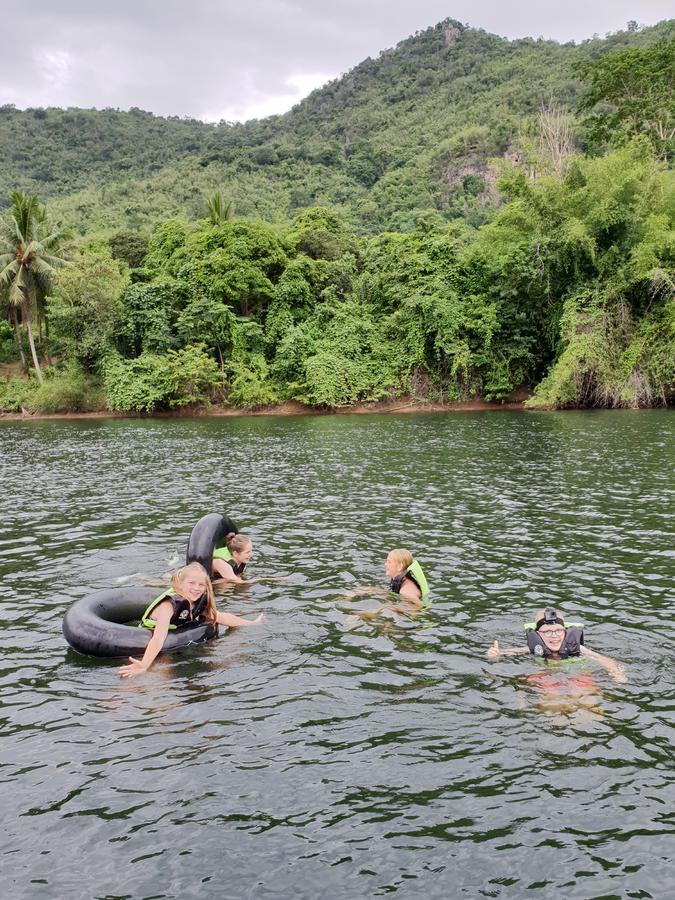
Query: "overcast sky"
3 1 671 123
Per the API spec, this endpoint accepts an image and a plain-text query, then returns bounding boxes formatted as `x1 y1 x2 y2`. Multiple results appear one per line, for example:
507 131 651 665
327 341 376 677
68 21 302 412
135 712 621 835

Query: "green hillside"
2 18 673 236
1 18 673 415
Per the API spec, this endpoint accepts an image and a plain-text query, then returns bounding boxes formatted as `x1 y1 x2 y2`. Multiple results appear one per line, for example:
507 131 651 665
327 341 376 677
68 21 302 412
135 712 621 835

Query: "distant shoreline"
0 397 530 422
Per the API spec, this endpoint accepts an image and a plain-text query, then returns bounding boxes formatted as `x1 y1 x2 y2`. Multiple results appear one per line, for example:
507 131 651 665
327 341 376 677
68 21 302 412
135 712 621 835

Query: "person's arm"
343 586 390 599
212 558 245 584
486 640 530 659
580 645 627 683
216 611 265 627
119 601 173 678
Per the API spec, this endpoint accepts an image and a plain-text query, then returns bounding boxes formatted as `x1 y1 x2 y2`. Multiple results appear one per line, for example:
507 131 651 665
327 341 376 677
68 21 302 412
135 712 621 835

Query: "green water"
1 411 673 898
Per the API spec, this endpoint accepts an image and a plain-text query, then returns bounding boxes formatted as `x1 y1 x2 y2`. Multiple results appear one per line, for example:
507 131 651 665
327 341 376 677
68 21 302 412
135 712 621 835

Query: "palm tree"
206 191 233 226
0 192 69 381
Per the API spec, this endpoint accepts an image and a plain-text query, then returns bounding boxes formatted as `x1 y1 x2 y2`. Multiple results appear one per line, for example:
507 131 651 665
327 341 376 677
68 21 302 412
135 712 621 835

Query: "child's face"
385 553 404 578
538 625 566 654
233 542 253 563
181 571 207 602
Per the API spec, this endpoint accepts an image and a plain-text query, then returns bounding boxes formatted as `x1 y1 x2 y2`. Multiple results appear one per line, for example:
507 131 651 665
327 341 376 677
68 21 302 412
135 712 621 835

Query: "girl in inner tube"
486 607 627 683
212 532 254 584
118 562 264 679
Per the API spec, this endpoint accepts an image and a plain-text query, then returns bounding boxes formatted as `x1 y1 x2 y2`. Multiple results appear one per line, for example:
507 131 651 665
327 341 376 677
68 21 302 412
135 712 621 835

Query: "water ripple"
1 411 673 898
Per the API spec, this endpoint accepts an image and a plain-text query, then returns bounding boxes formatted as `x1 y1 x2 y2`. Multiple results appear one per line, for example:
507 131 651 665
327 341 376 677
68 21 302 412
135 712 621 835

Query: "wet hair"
388 548 413 572
225 532 253 555
172 562 217 623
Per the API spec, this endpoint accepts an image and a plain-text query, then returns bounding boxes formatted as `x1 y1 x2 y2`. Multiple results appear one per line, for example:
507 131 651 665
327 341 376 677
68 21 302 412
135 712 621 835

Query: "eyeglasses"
538 628 565 638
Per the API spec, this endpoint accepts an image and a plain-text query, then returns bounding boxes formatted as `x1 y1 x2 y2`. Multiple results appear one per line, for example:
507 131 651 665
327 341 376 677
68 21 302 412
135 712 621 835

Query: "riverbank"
0 396 528 421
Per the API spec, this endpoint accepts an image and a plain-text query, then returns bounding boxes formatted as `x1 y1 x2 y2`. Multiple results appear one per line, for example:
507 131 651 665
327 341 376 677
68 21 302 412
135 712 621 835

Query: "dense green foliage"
0 18 673 413
576 38 675 159
0 106 215 204
1 19 672 237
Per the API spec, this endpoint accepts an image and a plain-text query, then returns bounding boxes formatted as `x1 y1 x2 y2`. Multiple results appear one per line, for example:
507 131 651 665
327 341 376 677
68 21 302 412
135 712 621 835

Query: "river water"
1 411 673 899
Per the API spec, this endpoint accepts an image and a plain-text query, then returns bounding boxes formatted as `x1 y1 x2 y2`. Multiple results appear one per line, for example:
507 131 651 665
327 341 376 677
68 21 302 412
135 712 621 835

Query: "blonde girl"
385 548 430 607
118 562 263 678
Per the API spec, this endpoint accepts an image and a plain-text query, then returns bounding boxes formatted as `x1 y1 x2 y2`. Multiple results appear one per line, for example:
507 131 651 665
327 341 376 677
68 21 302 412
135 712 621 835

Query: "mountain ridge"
1 17 672 234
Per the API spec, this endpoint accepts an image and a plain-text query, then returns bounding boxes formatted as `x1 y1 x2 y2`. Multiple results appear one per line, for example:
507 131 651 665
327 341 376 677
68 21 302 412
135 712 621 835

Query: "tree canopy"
0 19 673 415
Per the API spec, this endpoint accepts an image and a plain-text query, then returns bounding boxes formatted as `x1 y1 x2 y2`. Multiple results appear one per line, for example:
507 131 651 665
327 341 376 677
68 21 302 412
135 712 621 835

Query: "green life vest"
140 589 178 630
407 559 430 604
213 547 233 562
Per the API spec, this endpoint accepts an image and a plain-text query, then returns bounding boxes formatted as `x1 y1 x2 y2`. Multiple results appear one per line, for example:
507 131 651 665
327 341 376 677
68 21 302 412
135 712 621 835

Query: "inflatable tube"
63 586 217 658
186 513 238 578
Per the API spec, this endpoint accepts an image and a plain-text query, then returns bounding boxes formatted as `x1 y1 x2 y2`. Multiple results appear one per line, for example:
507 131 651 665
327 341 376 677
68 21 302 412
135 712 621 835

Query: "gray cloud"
3 1 672 121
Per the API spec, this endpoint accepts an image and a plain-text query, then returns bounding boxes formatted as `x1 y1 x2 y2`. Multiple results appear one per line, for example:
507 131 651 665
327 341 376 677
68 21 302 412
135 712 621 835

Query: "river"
1 410 673 898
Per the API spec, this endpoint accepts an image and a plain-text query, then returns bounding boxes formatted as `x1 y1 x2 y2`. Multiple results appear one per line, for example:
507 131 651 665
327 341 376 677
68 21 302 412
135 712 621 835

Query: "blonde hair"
388 548 413 571
225 532 253 555
172 562 217 623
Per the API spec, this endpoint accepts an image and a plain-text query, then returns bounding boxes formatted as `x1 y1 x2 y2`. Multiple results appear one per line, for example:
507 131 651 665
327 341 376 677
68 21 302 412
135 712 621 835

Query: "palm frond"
28 256 57 279
9 192 41 242
0 259 19 286
23 240 41 258
9 278 28 309
40 230 67 251
40 252 70 270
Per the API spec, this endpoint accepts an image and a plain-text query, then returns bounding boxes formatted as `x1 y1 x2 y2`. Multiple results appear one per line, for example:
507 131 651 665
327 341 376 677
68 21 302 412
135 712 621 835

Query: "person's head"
385 548 413 578
534 607 566 654
225 532 253 563
172 562 216 621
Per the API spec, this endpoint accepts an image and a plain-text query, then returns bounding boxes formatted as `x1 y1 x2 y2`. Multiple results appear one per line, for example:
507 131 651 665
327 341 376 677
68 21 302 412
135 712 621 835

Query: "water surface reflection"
1 411 673 897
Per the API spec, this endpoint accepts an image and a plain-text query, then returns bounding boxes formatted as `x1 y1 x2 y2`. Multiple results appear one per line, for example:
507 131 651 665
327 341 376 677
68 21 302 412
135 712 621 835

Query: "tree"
575 39 675 158
48 244 129 371
0 192 69 380
108 230 149 268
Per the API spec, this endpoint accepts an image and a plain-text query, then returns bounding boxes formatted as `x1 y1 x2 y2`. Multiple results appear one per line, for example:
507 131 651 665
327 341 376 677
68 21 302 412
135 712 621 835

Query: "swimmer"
118 562 264 678
212 532 253 584
385 548 429 607
486 607 627 683
344 548 430 623
212 532 287 586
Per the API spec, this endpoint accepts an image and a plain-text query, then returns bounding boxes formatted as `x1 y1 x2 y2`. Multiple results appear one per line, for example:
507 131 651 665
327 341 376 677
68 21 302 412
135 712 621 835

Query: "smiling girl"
118 562 264 678
212 533 254 584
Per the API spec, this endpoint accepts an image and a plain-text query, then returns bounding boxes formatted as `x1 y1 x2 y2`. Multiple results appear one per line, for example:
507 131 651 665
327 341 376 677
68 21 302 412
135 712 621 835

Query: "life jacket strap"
406 559 430 599
140 589 177 630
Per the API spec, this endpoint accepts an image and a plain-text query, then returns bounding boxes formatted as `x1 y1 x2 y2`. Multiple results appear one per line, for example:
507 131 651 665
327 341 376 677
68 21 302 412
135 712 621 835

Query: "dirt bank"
0 396 527 422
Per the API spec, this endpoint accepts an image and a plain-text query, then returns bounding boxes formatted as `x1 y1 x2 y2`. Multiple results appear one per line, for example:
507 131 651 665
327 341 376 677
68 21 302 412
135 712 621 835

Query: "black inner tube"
63 513 236 658
186 513 238 577
63 587 217 659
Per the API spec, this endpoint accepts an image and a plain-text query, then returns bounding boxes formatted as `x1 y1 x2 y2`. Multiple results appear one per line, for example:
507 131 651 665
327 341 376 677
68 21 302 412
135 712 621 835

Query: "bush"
0 321 17 363
0 376 36 412
300 350 392 407
104 344 222 412
26 367 104 413
526 294 674 409
227 355 278 409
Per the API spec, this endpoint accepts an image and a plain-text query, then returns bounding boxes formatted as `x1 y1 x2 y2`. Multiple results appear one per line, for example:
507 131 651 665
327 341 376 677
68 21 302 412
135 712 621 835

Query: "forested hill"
2 17 673 236
0 106 216 201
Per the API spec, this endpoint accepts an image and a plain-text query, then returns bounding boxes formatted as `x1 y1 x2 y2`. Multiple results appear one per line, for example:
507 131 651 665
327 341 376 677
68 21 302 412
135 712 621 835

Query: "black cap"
535 607 565 630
